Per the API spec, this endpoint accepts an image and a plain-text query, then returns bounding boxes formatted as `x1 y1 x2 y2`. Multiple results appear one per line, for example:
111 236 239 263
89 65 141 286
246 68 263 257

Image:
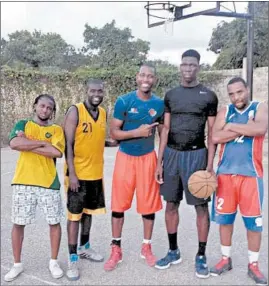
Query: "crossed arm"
212 103 268 144
9 135 62 158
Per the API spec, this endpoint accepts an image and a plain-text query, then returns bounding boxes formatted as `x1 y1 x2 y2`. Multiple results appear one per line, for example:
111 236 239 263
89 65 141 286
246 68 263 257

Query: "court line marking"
1 172 13 176
1 264 62 285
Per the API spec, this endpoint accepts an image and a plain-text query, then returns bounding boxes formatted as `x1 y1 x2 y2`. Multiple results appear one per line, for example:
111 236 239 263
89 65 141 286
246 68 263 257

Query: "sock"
168 232 178 251
198 241 207 256
143 239 151 244
49 259 57 265
68 244 77 255
248 250 259 263
80 234 89 247
14 262 22 267
112 238 121 247
221 245 231 258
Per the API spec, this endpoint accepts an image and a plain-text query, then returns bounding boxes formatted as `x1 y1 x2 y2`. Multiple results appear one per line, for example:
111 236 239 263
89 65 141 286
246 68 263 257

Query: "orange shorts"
212 174 264 231
111 150 162 215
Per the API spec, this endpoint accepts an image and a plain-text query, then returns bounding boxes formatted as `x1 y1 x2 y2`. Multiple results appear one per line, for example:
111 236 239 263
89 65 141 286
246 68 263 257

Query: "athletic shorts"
211 174 264 232
65 178 106 221
112 150 162 215
160 146 209 205
11 185 64 225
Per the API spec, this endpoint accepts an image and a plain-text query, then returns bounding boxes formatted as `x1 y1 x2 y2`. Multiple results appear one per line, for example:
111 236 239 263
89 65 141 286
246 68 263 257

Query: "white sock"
143 239 151 244
49 259 57 264
221 245 231 258
14 262 23 267
248 250 259 263
112 237 121 241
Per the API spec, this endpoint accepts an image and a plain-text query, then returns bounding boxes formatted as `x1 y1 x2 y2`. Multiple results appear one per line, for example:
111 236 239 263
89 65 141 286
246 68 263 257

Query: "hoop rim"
144 2 176 11
144 2 176 20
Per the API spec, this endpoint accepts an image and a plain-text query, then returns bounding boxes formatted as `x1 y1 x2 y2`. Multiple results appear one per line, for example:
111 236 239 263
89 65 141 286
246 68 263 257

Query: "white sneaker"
4 263 24 282
78 243 104 262
49 260 64 279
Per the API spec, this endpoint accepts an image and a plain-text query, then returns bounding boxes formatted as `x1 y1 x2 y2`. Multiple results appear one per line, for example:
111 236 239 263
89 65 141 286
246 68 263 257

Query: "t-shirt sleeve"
207 91 219 117
51 126 65 155
113 97 126 121
164 93 171 113
9 120 28 142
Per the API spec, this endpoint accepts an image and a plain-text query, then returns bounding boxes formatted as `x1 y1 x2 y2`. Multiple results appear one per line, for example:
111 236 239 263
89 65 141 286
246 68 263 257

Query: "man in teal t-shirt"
104 64 164 271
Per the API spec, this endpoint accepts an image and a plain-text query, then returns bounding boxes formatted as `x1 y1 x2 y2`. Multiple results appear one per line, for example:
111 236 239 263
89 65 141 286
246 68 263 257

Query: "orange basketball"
188 170 217 199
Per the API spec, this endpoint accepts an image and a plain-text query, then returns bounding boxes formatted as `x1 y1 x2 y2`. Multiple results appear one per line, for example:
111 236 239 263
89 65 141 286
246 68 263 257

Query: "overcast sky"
1 1 248 65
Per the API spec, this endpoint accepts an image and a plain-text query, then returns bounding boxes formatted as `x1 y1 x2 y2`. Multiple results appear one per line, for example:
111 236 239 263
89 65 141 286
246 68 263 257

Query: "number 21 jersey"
217 102 264 178
72 102 106 180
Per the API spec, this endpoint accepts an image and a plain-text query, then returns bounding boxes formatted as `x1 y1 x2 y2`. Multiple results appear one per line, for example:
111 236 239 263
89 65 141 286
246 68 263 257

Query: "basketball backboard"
144 1 251 28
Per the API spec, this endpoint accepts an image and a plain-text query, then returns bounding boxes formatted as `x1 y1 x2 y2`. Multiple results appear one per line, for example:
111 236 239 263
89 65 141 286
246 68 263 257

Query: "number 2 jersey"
217 101 264 178
65 102 106 180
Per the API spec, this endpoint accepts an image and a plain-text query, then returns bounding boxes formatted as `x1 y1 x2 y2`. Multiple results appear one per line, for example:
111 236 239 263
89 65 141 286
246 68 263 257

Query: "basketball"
188 170 217 199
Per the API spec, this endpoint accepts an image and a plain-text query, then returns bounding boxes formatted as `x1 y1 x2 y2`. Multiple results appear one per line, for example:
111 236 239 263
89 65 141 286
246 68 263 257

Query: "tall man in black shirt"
155 49 218 278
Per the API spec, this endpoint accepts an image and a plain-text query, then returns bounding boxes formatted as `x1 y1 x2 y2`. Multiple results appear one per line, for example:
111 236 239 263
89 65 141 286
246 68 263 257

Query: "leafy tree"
83 20 150 68
1 30 83 69
209 2 268 69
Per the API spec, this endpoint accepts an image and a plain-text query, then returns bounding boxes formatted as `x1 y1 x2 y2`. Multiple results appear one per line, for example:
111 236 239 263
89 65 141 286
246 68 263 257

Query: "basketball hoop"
144 2 177 34
164 8 175 36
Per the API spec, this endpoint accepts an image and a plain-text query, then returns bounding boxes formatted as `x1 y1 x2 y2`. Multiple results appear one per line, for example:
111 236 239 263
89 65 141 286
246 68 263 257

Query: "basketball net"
164 9 175 36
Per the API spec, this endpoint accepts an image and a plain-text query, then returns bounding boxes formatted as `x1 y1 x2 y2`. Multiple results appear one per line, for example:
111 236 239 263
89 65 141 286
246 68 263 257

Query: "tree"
0 30 84 69
83 20 150 68
208 2 268 69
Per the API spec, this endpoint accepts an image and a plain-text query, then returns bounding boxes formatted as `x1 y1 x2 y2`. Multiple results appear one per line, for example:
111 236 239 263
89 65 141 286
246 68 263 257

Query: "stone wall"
1 67 268 146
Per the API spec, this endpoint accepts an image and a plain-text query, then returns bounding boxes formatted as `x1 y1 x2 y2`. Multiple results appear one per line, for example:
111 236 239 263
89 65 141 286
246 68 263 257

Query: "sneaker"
210 256 232 276
78 242 104 262
104 245 123 271
155 249 182 270
49 260 63 279
248 262 268 285
66 254 80 281
140 243 157 267
195 255 210 278
4 264 24 282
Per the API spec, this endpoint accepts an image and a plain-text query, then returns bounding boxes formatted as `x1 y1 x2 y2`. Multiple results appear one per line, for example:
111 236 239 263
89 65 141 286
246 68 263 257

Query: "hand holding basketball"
188 170 217 199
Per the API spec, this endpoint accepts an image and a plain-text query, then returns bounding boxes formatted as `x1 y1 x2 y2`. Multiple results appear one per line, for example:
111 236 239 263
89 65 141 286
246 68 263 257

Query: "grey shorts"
160 146 210 205
11 185 64 225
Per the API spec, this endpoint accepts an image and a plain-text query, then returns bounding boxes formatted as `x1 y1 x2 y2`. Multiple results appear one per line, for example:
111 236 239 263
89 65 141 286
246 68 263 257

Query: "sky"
1 1 248 66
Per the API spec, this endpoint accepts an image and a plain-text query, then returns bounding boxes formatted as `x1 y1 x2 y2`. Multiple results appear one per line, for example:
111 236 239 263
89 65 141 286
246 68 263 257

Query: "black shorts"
160 147 210 205
66 179 106 221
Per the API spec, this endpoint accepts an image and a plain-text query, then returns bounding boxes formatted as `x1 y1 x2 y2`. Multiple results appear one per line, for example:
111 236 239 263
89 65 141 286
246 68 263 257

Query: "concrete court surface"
1 146 268 286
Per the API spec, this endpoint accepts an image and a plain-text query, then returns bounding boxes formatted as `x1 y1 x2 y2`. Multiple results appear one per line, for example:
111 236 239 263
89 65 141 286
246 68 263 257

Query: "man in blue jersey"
211 77 268 285
104 64 164 271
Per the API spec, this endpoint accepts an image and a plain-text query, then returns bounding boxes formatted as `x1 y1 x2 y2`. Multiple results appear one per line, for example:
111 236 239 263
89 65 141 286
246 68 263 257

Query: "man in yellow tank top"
4 94 65 282
64 79 114 280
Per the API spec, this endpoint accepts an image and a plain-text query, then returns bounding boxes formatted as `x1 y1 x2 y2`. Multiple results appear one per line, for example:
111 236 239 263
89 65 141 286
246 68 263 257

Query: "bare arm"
110 118 136 140
157 123 164 138
31 145 62 158
206 116 217 172
225 103 268 137
63 106 78 177
9 137 46 151
10 130 63 158
212 107 241 144
155 112 170 184
110 118 158 141
157 112 170 166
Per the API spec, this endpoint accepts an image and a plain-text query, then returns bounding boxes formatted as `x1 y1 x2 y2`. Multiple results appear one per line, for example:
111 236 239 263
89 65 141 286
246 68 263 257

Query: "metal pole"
246 2 254 100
